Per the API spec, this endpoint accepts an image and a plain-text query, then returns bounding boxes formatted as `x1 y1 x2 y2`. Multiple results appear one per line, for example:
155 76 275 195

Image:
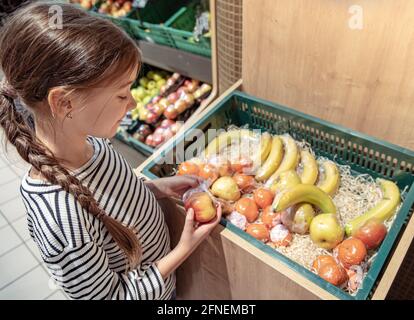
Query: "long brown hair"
0 1 142 268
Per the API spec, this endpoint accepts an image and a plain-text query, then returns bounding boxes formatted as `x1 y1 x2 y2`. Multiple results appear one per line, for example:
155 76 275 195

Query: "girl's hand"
145 175 203 199
178 204 223 251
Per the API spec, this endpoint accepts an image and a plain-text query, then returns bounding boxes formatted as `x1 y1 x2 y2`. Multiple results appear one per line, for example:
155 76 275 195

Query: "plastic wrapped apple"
164 104 178 120
184 192 217 223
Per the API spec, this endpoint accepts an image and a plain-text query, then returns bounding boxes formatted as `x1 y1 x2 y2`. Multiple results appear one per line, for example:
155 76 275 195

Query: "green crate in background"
165 4 211 57
126 0 188 47
142 91 414 300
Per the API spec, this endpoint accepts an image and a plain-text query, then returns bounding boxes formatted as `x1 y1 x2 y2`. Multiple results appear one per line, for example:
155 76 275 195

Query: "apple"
145 134 155 146
170 121 183 134
153 73 162 82
177 86 189 96
310 213 344 249
139 107 149 121
167 92 179 104
151 95 161 104
139 77 149 88
145 111 158 124
156 79 166 88
174 99 188 114
163 105 178 120
186 80 199 93
182 93 195 106
133 132 145 143
146 71 155 80
160 85 168 95
162 127 175 141
354 219 387 250
211 177 240 201
147 81 157 90
184 79 192 87
166 78 175 87
142 95 151 105
154 127 165 136
152 133 165 146
172 73 181 80
160 119 175 128
200 83 212 94
158 98 169 111
184 192 216 223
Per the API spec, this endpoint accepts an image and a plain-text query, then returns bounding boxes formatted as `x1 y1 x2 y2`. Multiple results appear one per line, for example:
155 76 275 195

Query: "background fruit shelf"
89 0 211 57
140 91 414 300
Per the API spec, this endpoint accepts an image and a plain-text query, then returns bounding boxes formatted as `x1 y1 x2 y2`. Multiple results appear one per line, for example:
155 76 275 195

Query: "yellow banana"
203 130 272 164
267 134 299 186
273 184 337 214
255 136 284 181
345 179 401 236
268 170 301 193
317 161 340 196
203 129 252 156
258 132 272 163
297 150 318 185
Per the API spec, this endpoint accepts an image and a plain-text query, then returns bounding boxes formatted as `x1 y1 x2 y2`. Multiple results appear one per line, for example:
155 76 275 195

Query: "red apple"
164 105 178 120
354 219 387 250
170 121 183 134
167 92 179 104
176 86 189 96
162 127 175 141
160 119 175 128
158 98 169 110
151 95 161 104
152 133 165 146
182 93 195 106
174 99 188 114
184 192 216 223
145 134 155 146
154 127 165 136
184 79 192 87
151 104 163 116
145 111 158 124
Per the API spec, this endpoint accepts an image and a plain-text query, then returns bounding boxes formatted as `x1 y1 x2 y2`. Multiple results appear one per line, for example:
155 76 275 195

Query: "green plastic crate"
141 91 414 300
126 0 187 47
165 6 211 57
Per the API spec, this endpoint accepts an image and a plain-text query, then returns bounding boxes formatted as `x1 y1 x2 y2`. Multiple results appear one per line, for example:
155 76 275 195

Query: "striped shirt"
19 136 175 300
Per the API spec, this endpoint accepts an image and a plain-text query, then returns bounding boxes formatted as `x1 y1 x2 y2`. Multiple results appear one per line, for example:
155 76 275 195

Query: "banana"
203 129 272 164
317 161 340 196
267 134 299 186
297 150 318 185
255 136 284 181
268 170 301 193
345 179 401 236
273 184 337 214
258 132 272 163
203 129 252 157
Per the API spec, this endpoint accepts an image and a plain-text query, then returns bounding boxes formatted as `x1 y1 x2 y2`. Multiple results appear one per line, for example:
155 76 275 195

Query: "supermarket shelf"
137 40 212 84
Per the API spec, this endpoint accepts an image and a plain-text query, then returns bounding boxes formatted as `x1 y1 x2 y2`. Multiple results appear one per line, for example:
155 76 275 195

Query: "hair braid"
0 80 141 269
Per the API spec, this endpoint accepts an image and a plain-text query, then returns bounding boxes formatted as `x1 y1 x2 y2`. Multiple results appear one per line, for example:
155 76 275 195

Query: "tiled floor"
0 133 146 300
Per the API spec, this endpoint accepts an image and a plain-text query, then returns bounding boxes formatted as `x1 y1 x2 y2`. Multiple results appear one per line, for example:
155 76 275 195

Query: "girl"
0 2 221 300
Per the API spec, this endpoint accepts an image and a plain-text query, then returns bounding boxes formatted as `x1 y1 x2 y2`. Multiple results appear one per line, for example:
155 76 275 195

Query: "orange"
337 237 367 268
312 255 337 273
269 224 292 247
235 198 259 223
253 188 274 209
231 158 253 173
178 161 199 176
261 206 282 228
233 173 255 192
198 164 219 182
318 262 348 286
246 223 270 242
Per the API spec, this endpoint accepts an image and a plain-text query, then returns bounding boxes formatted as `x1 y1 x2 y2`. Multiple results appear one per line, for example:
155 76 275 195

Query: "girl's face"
67 65 138 139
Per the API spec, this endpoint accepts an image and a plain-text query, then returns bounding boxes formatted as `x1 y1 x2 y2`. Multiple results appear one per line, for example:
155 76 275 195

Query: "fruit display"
117 68 212 150
96 0 133 17
70 0 98 10
176 127 402 296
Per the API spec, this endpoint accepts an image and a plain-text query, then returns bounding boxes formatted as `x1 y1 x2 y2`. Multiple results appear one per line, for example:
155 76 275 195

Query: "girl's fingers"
183 208 195 232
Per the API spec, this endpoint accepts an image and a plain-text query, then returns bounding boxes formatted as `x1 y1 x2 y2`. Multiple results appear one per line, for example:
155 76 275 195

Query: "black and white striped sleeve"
44 242 166 300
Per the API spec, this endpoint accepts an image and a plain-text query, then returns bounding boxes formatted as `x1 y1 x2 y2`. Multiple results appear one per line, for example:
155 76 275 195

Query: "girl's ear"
47 87 72 119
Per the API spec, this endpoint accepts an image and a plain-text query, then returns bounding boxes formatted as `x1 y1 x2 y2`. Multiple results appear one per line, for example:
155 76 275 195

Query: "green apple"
142 96 152 105
139 77 149 88
156 78 166 88
147 81 157 90
135 87 146 100
153 73 162 81
150 88 159 97
147 71 156 80
310 213 344 249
